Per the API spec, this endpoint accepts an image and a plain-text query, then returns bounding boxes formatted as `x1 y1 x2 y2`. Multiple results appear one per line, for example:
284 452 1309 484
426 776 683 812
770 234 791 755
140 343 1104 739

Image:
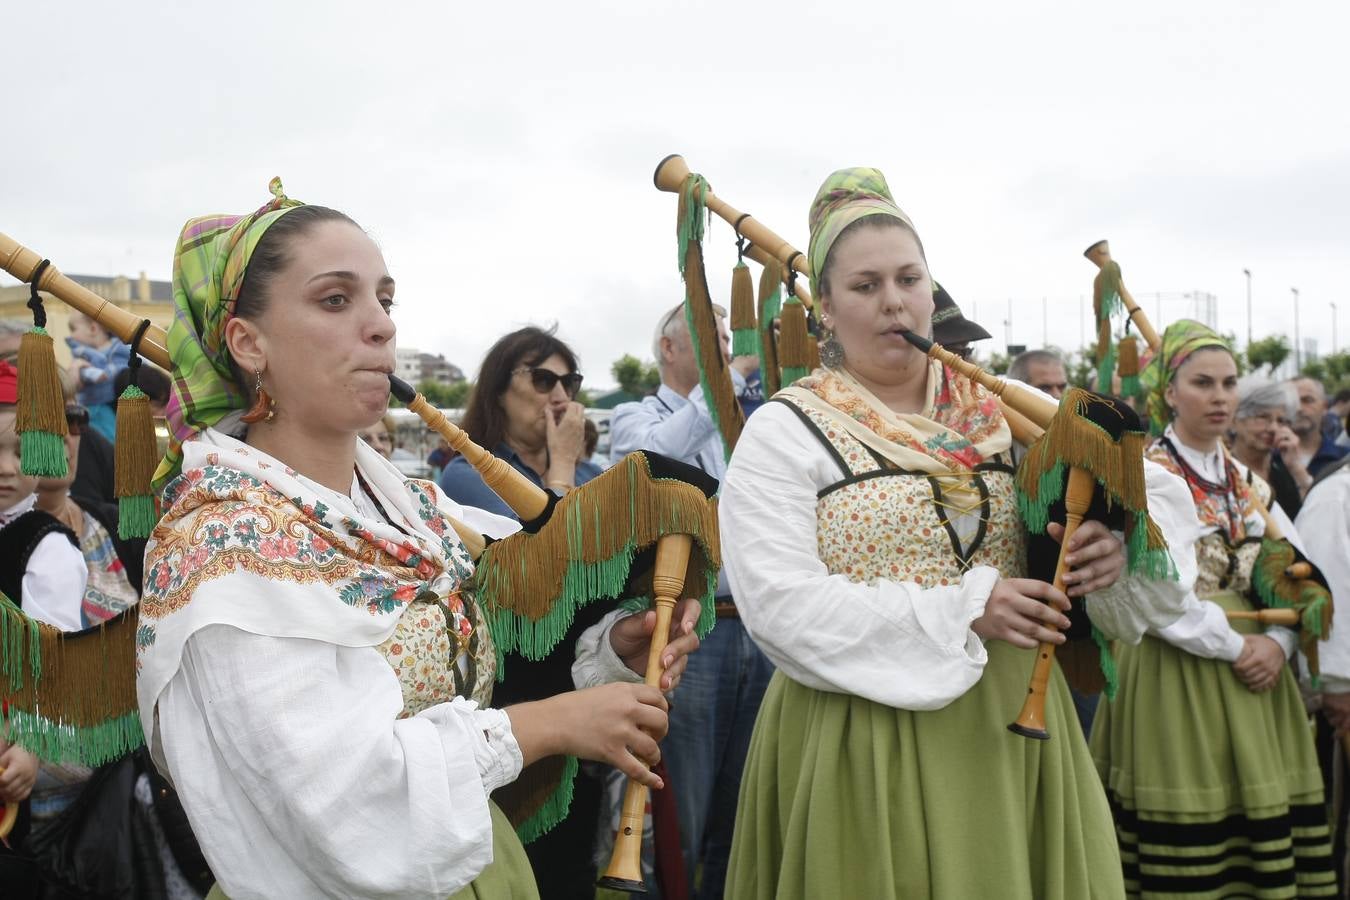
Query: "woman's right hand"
971 578 1072 649
0 742 40 803
544 402 586 475
507 683 670 789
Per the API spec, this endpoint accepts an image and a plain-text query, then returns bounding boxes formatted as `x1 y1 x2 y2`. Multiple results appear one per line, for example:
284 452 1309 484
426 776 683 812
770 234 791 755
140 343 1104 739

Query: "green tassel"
731 328 760 358
676 176 708 276
1092 626 1118 701
515 755 579 844
684 299 732 464
1099 262 1123 321
1 591 42 693
1119 374 1142 398
484 545 718 681
7 707 145 767
1015 461 1066 535
780 365 809 386
1096 341 1117 393
118 494 157 540
758 286 782 379
1126 513 1178 580
20 429 68 478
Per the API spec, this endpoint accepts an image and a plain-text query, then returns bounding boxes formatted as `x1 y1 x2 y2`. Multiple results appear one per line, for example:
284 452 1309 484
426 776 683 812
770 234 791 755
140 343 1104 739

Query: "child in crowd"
65 311 130 442
0 359 89 864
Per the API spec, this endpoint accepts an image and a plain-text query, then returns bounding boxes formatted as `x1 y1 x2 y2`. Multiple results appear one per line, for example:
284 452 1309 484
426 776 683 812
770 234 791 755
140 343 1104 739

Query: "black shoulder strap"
0 509 79 607
768 397 852 481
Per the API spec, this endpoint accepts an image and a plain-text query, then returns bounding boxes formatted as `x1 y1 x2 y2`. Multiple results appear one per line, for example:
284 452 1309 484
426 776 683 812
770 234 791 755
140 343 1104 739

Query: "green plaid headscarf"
807 167 916 300
1141 318 1234 436
154 178 304 489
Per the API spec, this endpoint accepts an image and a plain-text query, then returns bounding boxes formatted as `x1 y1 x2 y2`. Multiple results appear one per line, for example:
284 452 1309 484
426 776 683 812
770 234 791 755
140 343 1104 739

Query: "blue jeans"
661 615 775 899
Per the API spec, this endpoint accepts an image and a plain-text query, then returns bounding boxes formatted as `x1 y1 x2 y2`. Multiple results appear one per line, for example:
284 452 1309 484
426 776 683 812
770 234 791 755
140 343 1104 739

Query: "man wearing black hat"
930 282 992 359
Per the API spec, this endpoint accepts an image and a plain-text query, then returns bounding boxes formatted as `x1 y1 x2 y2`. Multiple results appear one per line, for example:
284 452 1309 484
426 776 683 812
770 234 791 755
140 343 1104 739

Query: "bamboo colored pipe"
597 533 694 894
0 231 170 368
898 331 1058 440
1226 608 1301 627
1008 466 1096 740
387 376 550 522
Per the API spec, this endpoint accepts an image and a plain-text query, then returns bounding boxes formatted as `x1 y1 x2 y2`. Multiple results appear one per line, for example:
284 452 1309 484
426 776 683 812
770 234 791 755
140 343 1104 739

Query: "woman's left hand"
1046 520 1126 597
609 598 702 692
1233 634 1286 693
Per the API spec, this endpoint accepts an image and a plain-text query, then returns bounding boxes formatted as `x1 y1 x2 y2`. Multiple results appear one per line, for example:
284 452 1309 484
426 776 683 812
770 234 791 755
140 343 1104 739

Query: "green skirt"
206 802 537 899
1090 592 1335 898
725 640 1124 900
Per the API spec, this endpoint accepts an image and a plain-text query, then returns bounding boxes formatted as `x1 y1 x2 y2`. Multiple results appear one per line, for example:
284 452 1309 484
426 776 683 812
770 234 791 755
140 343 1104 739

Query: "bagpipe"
1083 240 1333 679
651 155 1173 742
0 231 723 847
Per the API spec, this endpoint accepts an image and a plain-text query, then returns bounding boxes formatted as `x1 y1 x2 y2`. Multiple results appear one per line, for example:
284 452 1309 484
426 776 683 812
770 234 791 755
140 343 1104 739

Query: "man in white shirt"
606 303 773 900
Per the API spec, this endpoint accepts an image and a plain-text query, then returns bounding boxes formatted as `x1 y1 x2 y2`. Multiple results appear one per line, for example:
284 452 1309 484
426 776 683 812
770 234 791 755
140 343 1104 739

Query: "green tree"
1246 335 1290 373
1303 351 1350 393
979 351 1011 375
411 379 474 409
611 354 661 396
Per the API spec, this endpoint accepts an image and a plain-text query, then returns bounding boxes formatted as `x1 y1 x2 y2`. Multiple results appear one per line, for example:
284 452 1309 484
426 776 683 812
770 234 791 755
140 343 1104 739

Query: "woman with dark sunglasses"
437 324 611 898
438 325 599 516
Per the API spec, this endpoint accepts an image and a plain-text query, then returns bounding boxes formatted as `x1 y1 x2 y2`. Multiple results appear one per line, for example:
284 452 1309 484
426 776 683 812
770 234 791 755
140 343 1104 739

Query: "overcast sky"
3 1 1347 389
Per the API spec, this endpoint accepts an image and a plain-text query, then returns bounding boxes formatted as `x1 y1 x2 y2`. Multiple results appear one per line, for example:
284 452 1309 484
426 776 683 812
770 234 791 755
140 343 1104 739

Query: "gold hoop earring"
240 368 276 424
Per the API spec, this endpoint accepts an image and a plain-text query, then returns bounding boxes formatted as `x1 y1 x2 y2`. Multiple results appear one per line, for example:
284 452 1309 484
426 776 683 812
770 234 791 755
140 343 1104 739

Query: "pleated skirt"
1090 593 1335 899
206 802 538 899
725 640 1125 900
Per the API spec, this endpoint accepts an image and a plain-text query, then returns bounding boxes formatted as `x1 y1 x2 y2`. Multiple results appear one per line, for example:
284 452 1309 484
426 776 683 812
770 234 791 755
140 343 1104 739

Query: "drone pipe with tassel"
1084 241 1162 353
651 160 1055 444
654 155 810 286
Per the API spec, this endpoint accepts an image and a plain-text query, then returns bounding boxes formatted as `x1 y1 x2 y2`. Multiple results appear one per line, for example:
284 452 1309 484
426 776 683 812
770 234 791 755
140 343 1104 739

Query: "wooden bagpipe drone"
0 230 723 848
651 154 1185 741
1082 239 1333 680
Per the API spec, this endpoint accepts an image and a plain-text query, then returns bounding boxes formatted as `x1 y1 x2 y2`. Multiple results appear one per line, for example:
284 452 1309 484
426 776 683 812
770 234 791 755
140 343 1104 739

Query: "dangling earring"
819 315 845 368
240 368 276 424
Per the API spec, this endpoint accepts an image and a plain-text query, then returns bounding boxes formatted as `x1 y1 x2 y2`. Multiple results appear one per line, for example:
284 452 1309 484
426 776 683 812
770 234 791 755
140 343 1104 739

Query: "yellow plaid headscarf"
155 178 304 489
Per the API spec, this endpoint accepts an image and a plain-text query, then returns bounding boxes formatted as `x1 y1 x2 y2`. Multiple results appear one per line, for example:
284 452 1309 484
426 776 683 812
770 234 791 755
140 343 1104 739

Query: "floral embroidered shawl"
779 360 1010 474
136 429 514 741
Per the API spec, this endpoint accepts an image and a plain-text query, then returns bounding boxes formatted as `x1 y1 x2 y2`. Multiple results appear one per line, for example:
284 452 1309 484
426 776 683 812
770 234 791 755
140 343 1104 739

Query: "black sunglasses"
514 366 583 399
65 405 89 436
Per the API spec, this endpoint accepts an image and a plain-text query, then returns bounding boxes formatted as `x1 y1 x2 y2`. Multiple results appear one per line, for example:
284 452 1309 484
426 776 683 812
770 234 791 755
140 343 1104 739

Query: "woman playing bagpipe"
1090 319 1336 898
12 180 709 899
716 168 1196 899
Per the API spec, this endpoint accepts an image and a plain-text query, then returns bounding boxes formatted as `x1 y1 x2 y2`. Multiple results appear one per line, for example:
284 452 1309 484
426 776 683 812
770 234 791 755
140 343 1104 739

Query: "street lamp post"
1333 301 1339 355
1242 269 1252 347
1292 287 1301 371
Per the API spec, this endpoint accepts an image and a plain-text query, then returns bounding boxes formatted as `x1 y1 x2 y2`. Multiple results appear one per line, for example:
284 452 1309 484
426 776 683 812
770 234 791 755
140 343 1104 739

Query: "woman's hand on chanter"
1232 634 1286 693
609 598 702 691
1046 520 1126 597
972 579 1072 649
507 685 670 789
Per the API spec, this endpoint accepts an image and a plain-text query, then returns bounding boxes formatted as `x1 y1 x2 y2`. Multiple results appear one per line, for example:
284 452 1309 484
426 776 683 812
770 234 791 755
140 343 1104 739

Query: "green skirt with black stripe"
1090 592 1335 898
